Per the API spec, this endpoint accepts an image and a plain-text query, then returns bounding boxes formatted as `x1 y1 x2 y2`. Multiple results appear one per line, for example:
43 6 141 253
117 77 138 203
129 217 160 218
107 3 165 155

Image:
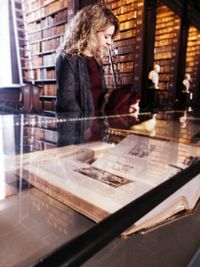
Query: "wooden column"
175 0 189 101
140 0 157 109
132 0 146 100
67 0 98 20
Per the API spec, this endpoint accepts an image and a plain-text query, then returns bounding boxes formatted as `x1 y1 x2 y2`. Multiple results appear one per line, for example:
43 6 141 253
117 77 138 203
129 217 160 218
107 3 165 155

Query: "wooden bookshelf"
22 0 68 111
185 26 200 105
22 115 58 152
103 0 145 94
154 3 181 100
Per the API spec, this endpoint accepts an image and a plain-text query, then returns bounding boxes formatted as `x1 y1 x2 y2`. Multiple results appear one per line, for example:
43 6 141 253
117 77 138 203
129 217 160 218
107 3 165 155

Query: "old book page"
123 174 200 236
91 135 200 234
5 145 95 172
19 155 152 222
92 135 200 186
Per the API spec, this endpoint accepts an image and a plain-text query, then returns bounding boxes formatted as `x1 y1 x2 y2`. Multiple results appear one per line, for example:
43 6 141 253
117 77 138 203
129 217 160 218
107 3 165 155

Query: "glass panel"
1 110 200 266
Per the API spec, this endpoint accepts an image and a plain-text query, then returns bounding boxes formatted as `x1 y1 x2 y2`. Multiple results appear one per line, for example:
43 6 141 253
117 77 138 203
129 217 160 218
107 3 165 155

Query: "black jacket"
55 52 107 114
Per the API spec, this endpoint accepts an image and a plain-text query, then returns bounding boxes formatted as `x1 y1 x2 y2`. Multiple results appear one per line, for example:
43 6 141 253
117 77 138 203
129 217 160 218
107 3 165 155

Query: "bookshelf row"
185 26 200 94
24 0 67 23
153 5 181 91
26 8 67 32
29 24 65 42
104 0 144 89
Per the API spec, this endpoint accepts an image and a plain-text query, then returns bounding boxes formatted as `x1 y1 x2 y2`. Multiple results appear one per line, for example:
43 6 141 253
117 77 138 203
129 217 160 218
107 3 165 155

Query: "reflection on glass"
0 116 6 199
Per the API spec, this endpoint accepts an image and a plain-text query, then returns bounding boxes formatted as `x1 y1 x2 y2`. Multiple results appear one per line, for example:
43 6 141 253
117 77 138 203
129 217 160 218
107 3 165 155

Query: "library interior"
1 0 200 266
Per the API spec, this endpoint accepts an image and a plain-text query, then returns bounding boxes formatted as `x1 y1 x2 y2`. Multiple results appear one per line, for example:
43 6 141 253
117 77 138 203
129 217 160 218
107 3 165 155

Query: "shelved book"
6 135 200 236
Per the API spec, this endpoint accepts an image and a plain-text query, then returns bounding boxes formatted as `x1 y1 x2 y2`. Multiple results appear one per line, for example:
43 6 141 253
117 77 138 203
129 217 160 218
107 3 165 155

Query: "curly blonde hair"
57 3 119 61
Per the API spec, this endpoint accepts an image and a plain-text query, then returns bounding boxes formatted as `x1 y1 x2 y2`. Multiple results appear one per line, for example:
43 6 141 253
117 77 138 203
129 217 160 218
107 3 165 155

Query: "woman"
56 4 139 145
55 3 119 115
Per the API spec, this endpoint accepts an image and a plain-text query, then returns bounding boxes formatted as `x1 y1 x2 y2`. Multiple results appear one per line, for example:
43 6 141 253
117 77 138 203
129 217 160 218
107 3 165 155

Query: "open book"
7 135 200 236
92 135 200 234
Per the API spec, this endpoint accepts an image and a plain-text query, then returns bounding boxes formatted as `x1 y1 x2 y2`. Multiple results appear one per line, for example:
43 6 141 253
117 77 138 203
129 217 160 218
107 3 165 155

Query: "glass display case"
1 110 200 267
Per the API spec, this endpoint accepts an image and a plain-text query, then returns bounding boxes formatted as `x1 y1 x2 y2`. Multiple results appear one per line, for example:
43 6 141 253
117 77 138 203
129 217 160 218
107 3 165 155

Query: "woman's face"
94 25 115 51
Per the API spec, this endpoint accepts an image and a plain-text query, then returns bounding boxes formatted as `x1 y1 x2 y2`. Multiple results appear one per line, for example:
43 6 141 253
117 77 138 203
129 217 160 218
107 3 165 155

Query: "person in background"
55 3 119 115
